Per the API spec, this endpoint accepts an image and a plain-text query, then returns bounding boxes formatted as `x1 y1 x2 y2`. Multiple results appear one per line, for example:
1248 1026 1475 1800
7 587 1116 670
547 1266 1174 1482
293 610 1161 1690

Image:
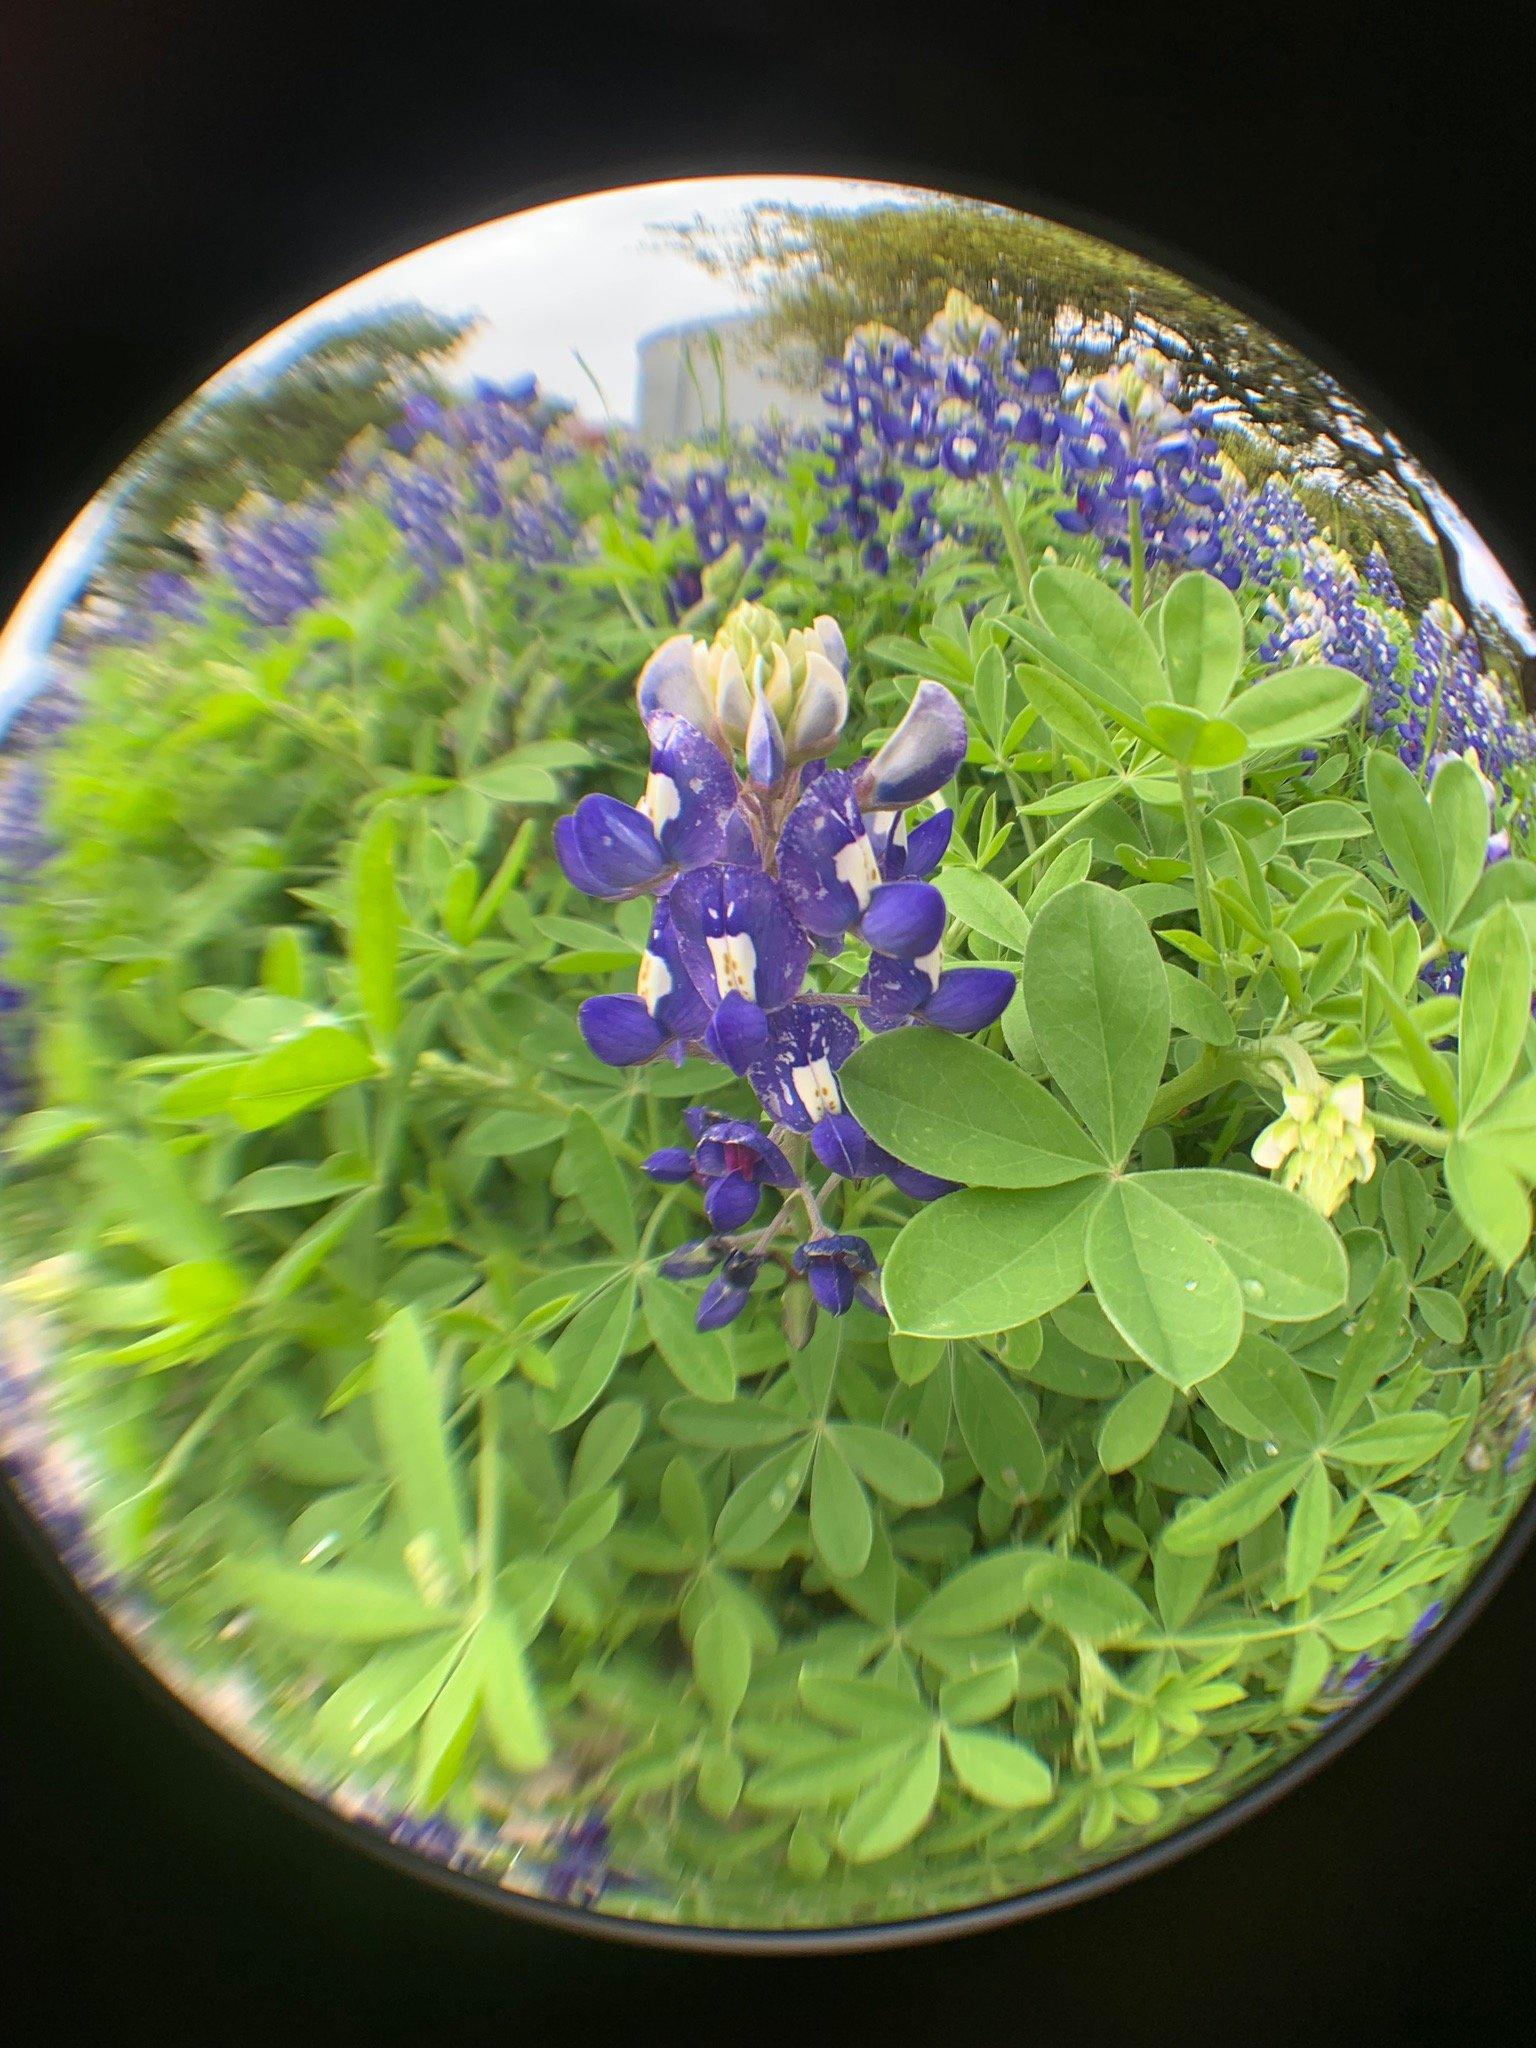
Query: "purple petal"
704 990 771 1074
669 864 811 1014
643 713 738 868
904 809 954 879
638 899 711 1043
570 794 668 897
694 1120 798 1189
746 1001 860 1131
643 1147 695 1183
778 768 884 939
745 685 787 787
812 614 848 678
578 994 667 1067
921 967 1016 1033
867 1140 959 1202
858 681 969 808
705 1173 761 1230
554 813 609 897
858 879 946 960
659 1238 723 1280
637 634 712 730
810 1112 870 1179
861 952 941 1030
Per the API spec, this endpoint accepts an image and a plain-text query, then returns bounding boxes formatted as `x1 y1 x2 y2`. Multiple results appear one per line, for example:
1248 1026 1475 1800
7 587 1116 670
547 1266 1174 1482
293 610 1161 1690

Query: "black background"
3 3 1533 2041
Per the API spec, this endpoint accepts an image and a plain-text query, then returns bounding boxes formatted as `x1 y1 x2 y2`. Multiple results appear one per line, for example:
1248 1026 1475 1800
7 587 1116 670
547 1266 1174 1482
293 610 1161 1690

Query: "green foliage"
1 405 1530 1938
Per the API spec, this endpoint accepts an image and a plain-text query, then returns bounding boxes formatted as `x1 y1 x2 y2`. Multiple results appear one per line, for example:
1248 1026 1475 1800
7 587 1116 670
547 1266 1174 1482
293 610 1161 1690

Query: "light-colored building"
635 311 823 446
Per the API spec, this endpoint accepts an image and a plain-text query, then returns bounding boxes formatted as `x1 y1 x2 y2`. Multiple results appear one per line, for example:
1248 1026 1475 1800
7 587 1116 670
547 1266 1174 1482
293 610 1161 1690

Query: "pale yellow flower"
1252 1074 1377 1217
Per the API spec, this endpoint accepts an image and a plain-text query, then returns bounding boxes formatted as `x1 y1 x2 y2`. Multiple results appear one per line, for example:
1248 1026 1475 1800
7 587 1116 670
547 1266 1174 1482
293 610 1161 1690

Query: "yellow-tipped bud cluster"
636 601 849 772
1252 1074 1378 1217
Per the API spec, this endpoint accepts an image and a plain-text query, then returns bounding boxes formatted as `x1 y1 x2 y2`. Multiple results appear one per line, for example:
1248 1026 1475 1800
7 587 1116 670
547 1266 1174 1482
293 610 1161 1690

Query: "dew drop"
1183 1279 1198 1292
1263 1440 1280 1457
1243 1279 1266 1301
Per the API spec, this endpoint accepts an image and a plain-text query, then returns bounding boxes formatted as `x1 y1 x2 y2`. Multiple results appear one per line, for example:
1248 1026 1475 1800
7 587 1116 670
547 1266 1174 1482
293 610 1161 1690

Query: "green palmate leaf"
1284 1463 1333 1599
1364 965 1460 1127
1097 1373 1175 1473
799 1671 930 1739
1027 1555 1152 1645
841 1030 1107 1190
1137 1169 1349 1323
1144 701 1249 768
1016 663 1117 765
1157 570 1244 714
1445 1132 1532 1269
832 1423 946 1506
372 1308 468 1583
1458 904 1532 1125
411 1645 480 1805
838 1734 942 1863
224 1157 370 1213
1430 754 1498 929
942 1726 1053 1810
745 1733 916 1811
316 1638 461 1763
661 1397 799 1450
223 1561 456 1640
810 1433 874 1579
1084 1179 1244 1386
1229 663 1364 750
543 1278 637 1429
951 1348 1047 1500
1023 882 1170 1162
1028 566 1168 707
938 867 1033 953
1161 1455 1312 1556
1328 1412 1456 1471
1365 750 1444 921
562 1109 637 1256
475 1608 552 1770
907 1549 1043 1640
714 1440 814 1559
938 1660 1019 1727
1200 1333 1324 1451
351 807 402 1051
882 1179 1102 1339
692 1603 753 1724
461 1108 567 1156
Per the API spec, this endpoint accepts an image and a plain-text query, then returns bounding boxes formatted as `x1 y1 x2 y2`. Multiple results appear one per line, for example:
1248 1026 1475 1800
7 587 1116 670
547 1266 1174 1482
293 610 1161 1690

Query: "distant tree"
668 199 1527 693
101 303 473 581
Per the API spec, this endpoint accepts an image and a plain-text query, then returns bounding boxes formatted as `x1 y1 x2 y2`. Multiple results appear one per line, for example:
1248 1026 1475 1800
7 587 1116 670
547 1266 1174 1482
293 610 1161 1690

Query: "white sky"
2 173 1531 729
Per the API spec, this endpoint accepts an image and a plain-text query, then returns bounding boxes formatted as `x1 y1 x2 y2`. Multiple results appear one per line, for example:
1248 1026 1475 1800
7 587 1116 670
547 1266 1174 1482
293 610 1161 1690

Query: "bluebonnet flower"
1258 536 1401 710
1055 350 1232 581
1 759 52 1115
794 1233 880 1315
627 452 770 612
214 498 332 628
552 601 1017 1328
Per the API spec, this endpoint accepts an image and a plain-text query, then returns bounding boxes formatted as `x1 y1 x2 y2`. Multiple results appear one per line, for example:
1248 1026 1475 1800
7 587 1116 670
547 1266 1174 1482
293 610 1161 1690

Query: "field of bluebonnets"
2 276 1536 1931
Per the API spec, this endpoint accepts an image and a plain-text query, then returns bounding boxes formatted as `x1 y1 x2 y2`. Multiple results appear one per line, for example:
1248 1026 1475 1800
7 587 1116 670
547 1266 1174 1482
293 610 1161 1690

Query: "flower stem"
1176 764 1229 996
988 472 1032 603
1371 1108 1449 1155
1128 496 1147 614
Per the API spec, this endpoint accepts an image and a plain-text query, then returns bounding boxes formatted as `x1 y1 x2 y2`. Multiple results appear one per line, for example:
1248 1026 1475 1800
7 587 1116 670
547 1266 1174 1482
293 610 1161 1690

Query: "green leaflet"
882 1179 1102 1339
1084 1178 1244 1386
842 1029 1107 1189
1023 882 1170 1163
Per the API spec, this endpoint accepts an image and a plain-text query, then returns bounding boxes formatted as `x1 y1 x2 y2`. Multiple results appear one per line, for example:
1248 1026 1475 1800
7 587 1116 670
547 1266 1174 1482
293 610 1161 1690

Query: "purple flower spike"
858 682 969 809
670 864 811 1014
641 713 738 870
704 989 770 1074
793 1234 878 1316
644 1147 695 1183
810 1112 871 1179
858 879 947 960
559 793 668 900
778 769 885 939
922 967 1016 1033
637 634 712 731
747 1002 859 1132
579 994 667 1067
